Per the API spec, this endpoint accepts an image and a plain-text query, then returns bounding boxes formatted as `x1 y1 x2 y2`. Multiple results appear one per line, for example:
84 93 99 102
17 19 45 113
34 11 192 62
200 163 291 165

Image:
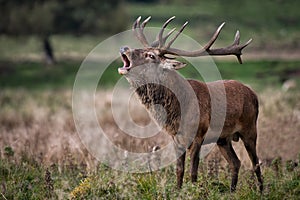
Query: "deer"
117 16 263 192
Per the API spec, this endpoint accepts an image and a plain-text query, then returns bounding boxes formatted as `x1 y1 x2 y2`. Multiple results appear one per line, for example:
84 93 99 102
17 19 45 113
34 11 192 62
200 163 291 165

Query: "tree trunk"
43 36 55 65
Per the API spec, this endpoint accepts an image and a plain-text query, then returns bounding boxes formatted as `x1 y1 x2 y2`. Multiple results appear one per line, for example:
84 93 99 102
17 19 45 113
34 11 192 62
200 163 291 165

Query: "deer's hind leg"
240 127 263 192
217 137 241 192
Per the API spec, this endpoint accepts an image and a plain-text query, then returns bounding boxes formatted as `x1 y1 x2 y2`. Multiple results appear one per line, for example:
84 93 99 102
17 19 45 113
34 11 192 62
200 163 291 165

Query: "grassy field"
1 152 299 199
1 1 300 199
0 59 300 199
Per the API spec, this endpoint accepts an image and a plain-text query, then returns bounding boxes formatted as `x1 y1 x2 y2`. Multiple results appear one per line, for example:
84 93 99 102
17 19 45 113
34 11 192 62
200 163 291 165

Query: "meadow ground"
0 59 299 199
1 1 300 198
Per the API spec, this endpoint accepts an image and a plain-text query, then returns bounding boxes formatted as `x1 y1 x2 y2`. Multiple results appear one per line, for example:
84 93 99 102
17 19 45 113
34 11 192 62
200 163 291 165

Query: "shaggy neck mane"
134 83 181 136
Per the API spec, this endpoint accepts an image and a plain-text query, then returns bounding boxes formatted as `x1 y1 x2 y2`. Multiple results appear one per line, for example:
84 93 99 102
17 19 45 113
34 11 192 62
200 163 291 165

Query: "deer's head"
118 46 186 75
118 16 252 76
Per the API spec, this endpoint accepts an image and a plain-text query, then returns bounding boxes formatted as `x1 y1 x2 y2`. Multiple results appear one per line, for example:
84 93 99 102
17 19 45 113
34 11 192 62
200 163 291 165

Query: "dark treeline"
0 0 129 63
0 0 128 36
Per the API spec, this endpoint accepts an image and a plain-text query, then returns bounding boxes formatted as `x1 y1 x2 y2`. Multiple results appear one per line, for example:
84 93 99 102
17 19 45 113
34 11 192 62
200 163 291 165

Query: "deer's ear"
163 59 186 70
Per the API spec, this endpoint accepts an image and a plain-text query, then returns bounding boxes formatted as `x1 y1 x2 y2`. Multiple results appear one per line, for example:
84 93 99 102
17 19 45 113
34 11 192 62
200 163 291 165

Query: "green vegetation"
128 0 300 47
0 152 84 199
0 0 127 35
1 0 299 199
0 61 79 90
1 0 299 60
1 150 299 199
1 60 299 91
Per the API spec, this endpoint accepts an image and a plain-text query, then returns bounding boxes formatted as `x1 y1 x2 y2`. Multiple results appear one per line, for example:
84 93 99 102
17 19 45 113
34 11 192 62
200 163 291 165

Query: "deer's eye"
149 54 155 59
146 53 155 59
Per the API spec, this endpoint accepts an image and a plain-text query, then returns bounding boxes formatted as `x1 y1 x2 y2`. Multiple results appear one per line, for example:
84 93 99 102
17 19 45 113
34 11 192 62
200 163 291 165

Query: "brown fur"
135 83 181 136
119 47 263 192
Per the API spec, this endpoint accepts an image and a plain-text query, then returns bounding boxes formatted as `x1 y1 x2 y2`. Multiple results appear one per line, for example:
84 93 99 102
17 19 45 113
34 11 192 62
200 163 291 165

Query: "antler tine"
158 16 176 48
141 16 151 29
241 38 252 49
132 16 151 47
236 38 252 64
132 16 144 45
233 30 241 63
151 28 176 47
166 21 188 49
132 16 141 37
139 16 151 46
233 30 252 49
160 22 226 56
233 30 240 45
132 16 142 33
230 31 252 64
203 22 225 50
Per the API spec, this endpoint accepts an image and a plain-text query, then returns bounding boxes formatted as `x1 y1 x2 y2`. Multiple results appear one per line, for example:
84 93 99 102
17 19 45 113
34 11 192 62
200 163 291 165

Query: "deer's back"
188 79 258 139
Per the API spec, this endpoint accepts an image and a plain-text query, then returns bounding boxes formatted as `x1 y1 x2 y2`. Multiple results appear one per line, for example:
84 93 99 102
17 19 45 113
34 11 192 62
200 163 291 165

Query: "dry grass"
0 87 299 170
0 89 93 168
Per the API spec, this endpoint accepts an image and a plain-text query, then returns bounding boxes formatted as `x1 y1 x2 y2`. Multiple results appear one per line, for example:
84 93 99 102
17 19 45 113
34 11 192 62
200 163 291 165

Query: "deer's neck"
134 83 181 136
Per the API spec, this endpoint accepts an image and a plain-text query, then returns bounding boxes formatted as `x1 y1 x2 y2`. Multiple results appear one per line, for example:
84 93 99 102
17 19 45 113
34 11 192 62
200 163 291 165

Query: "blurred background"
0 0 300 198
0 0 299 62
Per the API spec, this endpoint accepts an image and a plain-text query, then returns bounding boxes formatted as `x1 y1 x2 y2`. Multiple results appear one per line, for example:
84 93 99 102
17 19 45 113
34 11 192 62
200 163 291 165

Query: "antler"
133 16 252 64
132 16 151 47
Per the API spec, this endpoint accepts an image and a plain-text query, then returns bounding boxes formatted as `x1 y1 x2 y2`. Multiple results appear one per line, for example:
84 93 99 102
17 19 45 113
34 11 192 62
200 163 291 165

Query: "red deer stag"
118 16 263 192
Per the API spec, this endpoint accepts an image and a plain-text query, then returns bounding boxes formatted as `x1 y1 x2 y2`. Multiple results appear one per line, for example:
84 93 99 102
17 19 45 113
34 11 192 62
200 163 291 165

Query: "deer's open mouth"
118 53 131 75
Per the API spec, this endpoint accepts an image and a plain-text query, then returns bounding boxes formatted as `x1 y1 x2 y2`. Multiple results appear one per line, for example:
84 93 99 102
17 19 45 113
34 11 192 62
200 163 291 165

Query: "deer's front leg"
176 151 186 189
190 142 201 183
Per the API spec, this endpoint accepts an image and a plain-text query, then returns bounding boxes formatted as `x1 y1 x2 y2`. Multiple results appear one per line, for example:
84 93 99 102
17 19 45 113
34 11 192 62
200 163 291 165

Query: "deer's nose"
120 46 130 54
